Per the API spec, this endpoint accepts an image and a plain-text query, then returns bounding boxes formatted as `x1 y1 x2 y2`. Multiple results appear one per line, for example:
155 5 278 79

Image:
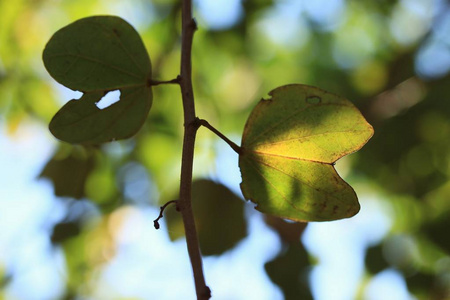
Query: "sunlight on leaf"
43 16 152 145
239 84 374 222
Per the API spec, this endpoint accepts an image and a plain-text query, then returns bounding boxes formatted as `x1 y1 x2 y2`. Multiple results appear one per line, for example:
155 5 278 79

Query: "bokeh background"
1 0 450 299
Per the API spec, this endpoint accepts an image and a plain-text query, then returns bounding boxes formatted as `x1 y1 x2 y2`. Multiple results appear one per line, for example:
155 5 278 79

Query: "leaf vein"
48 53 142 79
252 129 369 148
244 102 352 147
249 151 329 164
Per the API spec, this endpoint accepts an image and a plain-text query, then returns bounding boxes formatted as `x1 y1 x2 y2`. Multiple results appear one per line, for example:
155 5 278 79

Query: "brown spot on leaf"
333 205 339 214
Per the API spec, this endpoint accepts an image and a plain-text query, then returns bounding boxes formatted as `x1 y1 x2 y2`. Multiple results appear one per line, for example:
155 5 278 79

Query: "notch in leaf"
43 16 152 145
239 84 374 222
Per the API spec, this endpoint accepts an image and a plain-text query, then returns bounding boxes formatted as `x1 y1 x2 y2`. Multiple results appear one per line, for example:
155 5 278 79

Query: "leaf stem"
148 77 181 86
178 0 211 299
197 118 242 154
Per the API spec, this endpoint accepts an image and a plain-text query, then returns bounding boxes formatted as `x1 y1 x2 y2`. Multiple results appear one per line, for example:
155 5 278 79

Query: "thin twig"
153 200 179 229
197 118 242 154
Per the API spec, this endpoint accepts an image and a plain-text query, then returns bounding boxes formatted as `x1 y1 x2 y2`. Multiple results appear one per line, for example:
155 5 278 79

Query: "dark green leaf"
49 87 151 144
165 179 248 256
51 221 82 245
365 244 389 274
43 16 151 91
265 243 313 300
43 16 152 144
39 148 94 199
423 216 450 254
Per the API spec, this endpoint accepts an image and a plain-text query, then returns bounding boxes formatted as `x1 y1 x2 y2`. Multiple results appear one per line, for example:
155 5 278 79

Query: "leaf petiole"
148 77 181 86
197 118 242 154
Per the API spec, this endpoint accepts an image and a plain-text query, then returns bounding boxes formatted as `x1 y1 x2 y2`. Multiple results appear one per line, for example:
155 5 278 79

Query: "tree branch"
178 0 211 299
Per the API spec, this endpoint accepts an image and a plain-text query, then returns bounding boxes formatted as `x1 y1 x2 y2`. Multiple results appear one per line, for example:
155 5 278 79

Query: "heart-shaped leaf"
43 16 152 144
239 84 374 222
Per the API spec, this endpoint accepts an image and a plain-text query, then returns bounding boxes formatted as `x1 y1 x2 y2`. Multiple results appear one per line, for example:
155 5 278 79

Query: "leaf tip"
349 196 361 216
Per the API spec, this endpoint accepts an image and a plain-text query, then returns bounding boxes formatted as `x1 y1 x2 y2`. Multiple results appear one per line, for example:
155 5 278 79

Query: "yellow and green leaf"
239 84 374 222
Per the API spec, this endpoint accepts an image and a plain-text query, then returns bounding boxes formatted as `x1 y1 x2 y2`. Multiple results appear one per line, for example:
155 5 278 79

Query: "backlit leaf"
239 84 374 222
43 16 152 145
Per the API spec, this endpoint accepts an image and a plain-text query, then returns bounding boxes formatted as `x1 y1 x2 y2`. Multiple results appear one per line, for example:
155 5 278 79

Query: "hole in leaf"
96 90 121 109
306 95 321 104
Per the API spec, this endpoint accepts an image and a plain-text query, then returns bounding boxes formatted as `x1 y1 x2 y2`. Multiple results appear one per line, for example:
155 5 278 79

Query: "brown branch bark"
178 0 211 299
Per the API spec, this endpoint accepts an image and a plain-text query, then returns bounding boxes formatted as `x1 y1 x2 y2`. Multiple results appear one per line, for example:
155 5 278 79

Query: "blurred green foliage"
1 0 449 299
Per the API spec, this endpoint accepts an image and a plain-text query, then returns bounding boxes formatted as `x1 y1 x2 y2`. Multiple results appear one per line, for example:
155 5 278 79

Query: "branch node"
203 286 212 299
191 18 198 31
193 117 202 129
153 200 179 230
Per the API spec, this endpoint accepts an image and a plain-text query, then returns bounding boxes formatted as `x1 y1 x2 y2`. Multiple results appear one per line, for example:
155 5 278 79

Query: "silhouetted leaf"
43 16 152 145
239 84 373 221
51 221 82 245
365 244 389 274
39 148 94 199
405 271 436 297
423 216 450 254
265 243 312 300
264 215 307 243
165 179 248 256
